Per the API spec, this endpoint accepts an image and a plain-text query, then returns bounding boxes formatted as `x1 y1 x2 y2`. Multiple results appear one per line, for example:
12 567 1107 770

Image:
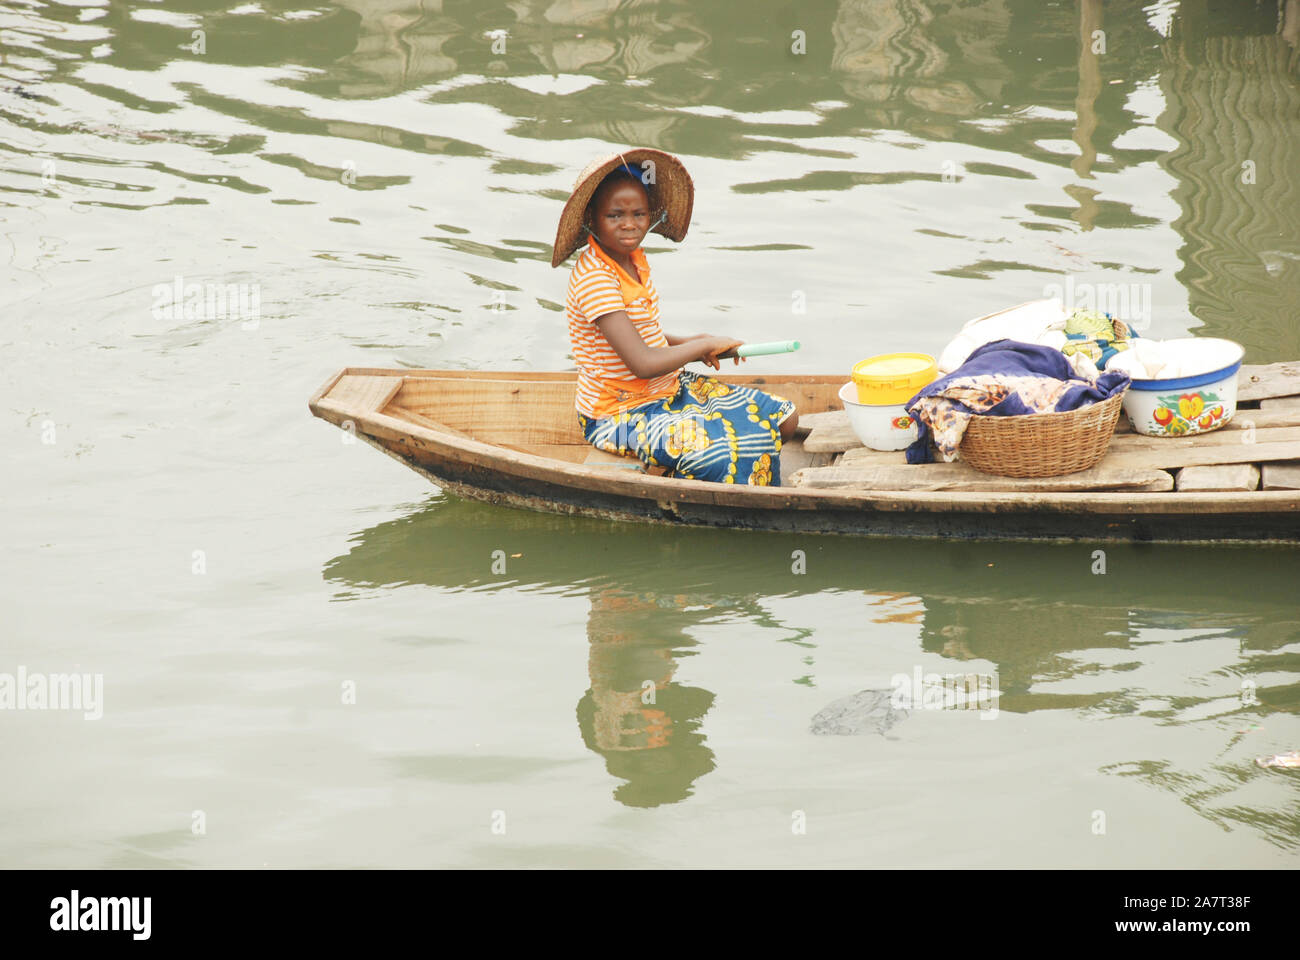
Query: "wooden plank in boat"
383 405 476 440
792 462 1173 493
804 419 863 453
392 377 584 445
323 375 404 413
1174 465 1260 492
1261 463 1300 491
1220 407 1300 428
778 436 834 474
795 410 842 435
1100 438 1300 470
840 447 912 466
1261 396 1300 412
1238 362 1300 402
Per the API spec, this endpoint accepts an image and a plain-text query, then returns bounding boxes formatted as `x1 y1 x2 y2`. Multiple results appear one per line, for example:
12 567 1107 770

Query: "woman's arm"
595 311 741 378
664 332 713 346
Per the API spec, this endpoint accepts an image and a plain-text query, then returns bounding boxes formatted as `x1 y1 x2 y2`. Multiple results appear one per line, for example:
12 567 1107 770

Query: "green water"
2 0 1299 866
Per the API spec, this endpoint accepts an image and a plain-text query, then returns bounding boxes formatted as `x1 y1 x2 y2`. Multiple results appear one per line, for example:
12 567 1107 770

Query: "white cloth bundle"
938 299 1070 374
1105 338 1238 380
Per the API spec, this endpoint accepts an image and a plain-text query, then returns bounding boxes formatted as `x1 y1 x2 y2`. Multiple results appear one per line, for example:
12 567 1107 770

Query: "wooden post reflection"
1069 0 1103 231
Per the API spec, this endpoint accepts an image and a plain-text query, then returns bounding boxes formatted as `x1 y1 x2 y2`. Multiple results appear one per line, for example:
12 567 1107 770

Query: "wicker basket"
959 391 1126 477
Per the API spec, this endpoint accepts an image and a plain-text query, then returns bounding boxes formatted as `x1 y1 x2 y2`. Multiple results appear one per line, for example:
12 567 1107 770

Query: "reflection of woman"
575 587 716 807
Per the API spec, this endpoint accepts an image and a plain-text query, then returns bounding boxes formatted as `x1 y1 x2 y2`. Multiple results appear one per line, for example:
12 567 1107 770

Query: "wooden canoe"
308 365 1300 543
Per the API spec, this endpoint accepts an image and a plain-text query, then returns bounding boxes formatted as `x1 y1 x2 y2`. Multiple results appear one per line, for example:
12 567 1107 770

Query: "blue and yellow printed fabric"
578 370 795 486
1061 309 1140 369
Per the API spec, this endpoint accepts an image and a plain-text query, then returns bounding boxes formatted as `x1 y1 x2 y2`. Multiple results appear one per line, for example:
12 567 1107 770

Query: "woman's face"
589 180 651 256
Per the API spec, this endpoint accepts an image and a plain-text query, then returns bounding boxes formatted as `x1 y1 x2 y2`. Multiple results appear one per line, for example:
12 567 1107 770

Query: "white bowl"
1118 338 1244 437
839 381 918 451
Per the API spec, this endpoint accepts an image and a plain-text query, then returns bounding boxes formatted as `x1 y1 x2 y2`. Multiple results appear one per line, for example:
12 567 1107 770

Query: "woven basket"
959 391 1126 477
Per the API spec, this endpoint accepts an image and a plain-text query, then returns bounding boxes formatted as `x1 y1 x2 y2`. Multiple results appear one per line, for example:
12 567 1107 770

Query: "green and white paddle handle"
735 340 801 358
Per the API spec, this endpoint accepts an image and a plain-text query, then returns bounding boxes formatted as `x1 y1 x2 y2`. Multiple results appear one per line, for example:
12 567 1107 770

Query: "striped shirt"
565 239 680 419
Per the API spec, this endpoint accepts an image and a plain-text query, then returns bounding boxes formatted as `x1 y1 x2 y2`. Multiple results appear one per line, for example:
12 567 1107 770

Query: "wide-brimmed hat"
551 147 694 267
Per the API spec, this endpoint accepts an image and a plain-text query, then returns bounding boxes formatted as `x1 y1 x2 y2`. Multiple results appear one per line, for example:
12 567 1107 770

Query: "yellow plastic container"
851 353 938 405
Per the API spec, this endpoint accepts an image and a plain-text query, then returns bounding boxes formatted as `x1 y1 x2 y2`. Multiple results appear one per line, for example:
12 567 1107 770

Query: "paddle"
735 340 801 358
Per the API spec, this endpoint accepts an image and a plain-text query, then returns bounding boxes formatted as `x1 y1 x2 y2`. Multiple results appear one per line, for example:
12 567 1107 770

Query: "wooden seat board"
793 462 1174 493
324 375 405 414
1237 362 1300 402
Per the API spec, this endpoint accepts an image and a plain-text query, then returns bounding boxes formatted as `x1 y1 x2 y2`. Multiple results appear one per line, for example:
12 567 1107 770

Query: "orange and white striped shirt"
565 238 680 419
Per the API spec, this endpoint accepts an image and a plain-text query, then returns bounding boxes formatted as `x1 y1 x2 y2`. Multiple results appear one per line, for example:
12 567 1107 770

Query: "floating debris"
1255 751 1300 770
810 689 908 736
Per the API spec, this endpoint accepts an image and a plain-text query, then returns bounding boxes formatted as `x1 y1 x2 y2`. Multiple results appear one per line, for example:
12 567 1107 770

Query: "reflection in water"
1158 0 1300 358
577 587 715 807
831 0 1012 125
4 0 1298 351
1068 0 1102 230
325 498 1300 840
328 0 712 99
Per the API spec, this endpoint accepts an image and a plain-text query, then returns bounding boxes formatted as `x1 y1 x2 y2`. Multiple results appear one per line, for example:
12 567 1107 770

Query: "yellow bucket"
851 353 938 405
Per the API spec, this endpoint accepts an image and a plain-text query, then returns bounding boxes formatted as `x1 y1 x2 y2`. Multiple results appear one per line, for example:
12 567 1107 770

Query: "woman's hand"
696 336 745 370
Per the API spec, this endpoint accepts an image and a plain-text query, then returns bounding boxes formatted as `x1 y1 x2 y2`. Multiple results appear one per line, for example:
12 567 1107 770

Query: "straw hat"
551 147 694 267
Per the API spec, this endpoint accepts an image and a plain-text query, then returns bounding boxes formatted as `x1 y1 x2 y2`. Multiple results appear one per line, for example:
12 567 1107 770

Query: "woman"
553 148 798 485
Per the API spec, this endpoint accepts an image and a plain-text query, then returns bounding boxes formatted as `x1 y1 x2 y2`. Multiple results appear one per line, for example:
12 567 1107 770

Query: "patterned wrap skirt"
577 369 796 486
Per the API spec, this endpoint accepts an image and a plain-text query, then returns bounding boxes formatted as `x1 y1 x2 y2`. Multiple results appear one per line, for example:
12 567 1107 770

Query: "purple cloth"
904 339 1130 464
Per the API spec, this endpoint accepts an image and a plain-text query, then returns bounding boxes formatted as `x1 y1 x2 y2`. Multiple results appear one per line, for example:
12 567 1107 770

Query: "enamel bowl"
1118 338 1244 437
839 381 919 451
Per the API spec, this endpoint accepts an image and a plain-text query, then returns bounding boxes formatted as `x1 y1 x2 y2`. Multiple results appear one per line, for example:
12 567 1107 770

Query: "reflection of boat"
324 494 1300 811
309 367 1300 542
323 497 1300 713
325 497 1300 825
